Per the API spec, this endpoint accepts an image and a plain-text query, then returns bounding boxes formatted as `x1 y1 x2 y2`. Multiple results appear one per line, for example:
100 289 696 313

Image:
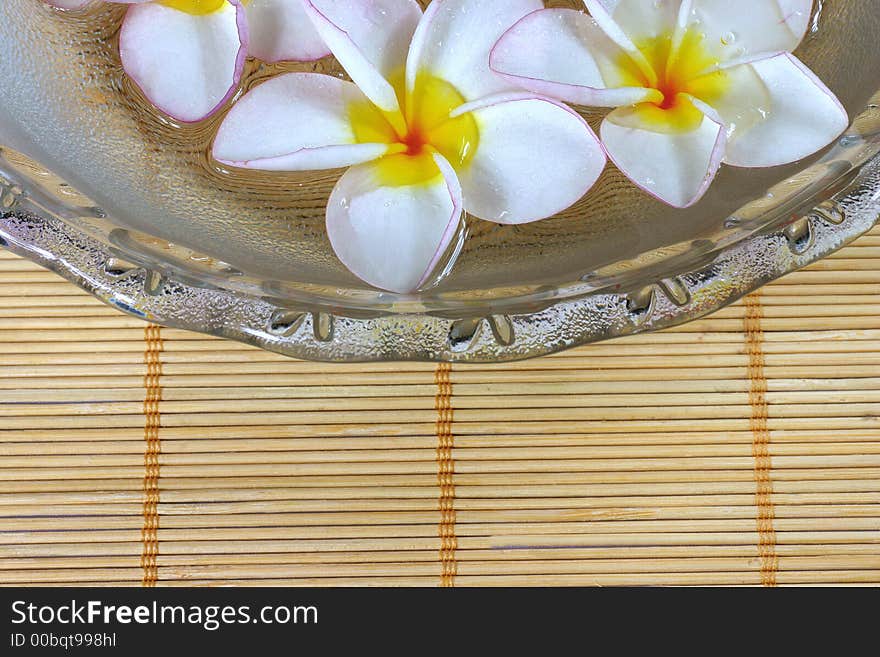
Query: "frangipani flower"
212 0 607 293
491 0 850 208
46 0 330 123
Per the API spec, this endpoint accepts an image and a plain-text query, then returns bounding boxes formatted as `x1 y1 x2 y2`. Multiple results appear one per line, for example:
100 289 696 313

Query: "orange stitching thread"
141 323 163 587
434 362 457 587
744 293 778 587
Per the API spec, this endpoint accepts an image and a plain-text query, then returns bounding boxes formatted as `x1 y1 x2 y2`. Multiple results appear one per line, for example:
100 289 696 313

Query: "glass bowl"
1 0 879 362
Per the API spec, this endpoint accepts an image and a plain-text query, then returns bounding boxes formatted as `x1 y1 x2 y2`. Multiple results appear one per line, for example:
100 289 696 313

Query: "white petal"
491 8 659 108
326 152 464 293
406 0 543 102
244 0 331 63
302 0 422 113
724 54 848 168
118 1 247 123
581 0 658 84
587 0 682 42
453 93 606 224
685 0 814 67
778 0 814 39
601 102 727 208
690 60 771 141
213 73 390 170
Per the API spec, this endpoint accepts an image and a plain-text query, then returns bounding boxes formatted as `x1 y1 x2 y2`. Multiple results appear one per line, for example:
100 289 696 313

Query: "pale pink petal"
119 0 247 123
244 0 331 63
684 0 815 68
724 53 848 168
406 0 544 102
302 0 422 113
213 73 391 171
326 153 464 293
601 101 727 208
491 8 660 108
452 93 606 224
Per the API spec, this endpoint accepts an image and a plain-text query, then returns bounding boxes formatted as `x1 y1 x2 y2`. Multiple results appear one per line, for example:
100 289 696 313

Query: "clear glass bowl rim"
0 91 878 362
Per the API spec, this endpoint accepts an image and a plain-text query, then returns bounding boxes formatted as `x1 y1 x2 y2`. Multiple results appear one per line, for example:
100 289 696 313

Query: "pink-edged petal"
581 0 657 85
452 93 606 224
690 60 771 142
119 0 247 123
685 0 814 68
244 0 331 63
491 8 660 108
326 152 464 294
406 0 543 102
587 0 682 42
601 101 727 208
724 53 848 168
213 73 390 171
302 0 422 113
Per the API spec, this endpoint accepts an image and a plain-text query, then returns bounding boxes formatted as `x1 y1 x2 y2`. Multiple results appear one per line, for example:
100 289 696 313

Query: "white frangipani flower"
46 0 330 123
213 0 607 293
491 0 849 208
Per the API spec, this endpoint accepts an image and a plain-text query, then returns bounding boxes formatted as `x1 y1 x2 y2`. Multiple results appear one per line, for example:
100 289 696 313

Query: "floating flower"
491 0 849 208
46 0 330 123
213 0 607 293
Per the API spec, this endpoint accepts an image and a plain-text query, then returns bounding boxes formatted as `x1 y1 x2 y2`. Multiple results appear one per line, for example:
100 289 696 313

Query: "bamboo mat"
1 226 879 587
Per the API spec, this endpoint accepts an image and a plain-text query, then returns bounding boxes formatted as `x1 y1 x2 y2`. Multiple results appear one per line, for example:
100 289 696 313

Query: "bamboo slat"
0 223 878 587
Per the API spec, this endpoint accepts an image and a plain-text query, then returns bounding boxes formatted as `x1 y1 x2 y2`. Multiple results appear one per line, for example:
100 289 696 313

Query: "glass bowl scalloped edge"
1 97 878 363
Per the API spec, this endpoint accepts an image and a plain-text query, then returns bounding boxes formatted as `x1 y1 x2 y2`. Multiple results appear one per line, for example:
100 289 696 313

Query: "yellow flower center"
158 0 231 15
613 28 731 133
348 72 479 187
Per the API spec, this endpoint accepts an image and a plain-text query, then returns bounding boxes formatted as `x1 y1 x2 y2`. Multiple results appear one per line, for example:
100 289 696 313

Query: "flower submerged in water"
213 0 607 293
46 0 330 122
491 0 849 208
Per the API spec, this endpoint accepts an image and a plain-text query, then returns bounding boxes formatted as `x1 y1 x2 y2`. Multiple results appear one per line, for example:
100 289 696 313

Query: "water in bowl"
0 0 878 304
